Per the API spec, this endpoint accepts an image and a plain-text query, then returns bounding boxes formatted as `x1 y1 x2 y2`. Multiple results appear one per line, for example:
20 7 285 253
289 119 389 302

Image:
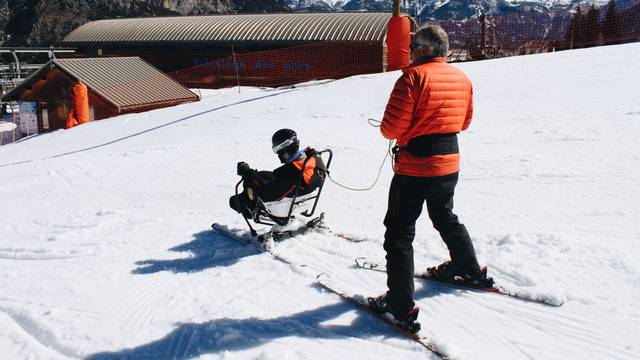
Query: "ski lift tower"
0 47 76 94
0 47 75 129
478 13 498 59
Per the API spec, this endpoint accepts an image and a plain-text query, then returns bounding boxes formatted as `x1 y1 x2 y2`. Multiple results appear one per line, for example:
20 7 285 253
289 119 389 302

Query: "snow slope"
1 43 639 359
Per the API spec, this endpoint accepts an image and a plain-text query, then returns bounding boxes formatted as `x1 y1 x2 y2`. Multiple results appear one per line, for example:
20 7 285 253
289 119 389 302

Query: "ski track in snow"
1 43 640 359
0 247 87 261
0 308 78 359
224 228 633 359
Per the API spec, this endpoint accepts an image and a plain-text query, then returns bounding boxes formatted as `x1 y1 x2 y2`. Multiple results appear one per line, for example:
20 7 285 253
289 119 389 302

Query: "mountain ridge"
0 0 633 48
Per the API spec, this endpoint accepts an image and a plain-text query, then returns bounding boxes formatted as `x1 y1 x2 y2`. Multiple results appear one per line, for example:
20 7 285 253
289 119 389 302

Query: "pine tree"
564 6 583 49
584 5 601 46
602 0 621 44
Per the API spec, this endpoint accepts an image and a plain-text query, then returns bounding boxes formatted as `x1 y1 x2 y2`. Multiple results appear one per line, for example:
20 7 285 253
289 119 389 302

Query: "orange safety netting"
168 41 383 89
434 0 640 59
165 1 639 91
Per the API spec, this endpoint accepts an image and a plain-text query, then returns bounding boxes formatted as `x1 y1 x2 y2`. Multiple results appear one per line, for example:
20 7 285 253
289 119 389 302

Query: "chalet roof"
2 57 198 111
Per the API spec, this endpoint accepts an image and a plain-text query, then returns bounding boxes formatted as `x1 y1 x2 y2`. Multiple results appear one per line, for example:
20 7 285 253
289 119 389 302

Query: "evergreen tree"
564 6 583 49
602 0 621 44
584 5 601 46
236 0 291 13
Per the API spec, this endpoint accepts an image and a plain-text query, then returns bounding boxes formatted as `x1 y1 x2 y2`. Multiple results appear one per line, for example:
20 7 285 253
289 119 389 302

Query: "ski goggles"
272 138 296 154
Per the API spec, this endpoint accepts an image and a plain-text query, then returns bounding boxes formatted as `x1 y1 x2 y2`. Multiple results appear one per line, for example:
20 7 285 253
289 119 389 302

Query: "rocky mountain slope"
0 0 634 48
0 0 289 47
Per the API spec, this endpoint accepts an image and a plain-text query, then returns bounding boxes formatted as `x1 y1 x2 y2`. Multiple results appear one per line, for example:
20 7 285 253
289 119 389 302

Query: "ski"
293 215 367 243
317 229 368 243
355 257 564 306
211 223 270 250
316 273 449 359
211 214 327 264
210 223 297 265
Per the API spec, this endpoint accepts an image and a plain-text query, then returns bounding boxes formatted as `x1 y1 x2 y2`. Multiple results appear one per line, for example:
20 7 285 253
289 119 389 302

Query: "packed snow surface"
1 43 639 359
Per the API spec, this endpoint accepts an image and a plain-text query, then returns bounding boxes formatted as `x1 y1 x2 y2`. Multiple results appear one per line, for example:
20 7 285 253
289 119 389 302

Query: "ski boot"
367 295 421 334
428 261 495 288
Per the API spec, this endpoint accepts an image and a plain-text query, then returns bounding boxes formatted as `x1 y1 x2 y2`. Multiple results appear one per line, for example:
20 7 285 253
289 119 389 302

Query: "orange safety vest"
291 156 318 186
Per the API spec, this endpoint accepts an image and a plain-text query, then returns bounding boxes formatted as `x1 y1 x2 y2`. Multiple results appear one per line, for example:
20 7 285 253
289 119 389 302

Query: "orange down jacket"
381 57 473 177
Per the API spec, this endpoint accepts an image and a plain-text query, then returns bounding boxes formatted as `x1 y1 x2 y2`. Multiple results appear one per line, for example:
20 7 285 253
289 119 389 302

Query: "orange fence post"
386 16 411 71
66 82 90 129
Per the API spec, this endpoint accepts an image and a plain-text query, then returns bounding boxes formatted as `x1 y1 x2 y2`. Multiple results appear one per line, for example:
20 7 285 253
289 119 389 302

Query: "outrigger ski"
355 257 564 306
316 273 449 359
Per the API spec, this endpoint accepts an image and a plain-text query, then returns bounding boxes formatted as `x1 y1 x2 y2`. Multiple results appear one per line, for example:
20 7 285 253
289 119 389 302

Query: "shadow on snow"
123 227 459 358
132 229 258 274
85 284 447 360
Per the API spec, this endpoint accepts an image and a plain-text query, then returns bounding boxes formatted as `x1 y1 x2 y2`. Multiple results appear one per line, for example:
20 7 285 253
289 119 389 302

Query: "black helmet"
271 128 299 156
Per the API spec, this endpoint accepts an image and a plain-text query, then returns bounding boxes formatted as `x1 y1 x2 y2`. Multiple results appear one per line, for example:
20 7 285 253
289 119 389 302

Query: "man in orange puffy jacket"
368 25 493 331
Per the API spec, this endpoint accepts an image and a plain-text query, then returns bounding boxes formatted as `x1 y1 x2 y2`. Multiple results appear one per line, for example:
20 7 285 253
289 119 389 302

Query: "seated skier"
229 128 325 222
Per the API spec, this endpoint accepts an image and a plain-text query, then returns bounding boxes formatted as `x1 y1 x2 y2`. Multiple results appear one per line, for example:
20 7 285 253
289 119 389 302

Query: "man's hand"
237 162 252 177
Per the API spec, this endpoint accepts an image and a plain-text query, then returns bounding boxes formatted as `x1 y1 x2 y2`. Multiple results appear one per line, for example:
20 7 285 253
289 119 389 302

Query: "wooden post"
480 13 486 51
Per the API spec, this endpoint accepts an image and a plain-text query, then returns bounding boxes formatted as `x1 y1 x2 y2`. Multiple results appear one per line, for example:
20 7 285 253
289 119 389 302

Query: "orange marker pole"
66 82 90 129
386 3 411 72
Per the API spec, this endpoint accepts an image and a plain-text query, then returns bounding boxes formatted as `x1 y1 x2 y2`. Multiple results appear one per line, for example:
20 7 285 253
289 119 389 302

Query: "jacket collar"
286 150 306 164
404 56 447 72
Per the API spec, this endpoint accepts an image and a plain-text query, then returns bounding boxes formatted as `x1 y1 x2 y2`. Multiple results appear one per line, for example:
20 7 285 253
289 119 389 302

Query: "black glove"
236 162 253 178
304 147 317 157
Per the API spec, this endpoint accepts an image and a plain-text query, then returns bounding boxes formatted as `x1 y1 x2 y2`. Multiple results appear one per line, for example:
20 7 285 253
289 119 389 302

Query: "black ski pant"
383 172 480 314
229 170 292 217
229 191 254 218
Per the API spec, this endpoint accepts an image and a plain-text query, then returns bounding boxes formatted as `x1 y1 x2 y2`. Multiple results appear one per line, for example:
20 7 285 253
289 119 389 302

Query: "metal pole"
231 44 241 94
12 110 16 142
571 27 574 50
393 0 401 16
10 50 20 78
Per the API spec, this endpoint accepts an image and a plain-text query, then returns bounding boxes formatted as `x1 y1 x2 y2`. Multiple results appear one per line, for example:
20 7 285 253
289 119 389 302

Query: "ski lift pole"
10 50 20 79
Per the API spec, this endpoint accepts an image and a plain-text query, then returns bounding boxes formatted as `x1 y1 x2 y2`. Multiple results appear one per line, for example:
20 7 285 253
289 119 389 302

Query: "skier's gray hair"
414 25 449 58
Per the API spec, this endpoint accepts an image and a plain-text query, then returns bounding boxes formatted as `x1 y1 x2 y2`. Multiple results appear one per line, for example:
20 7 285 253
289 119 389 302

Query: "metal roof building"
63 13 390 46
60 13 398 73
2 57 199 132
